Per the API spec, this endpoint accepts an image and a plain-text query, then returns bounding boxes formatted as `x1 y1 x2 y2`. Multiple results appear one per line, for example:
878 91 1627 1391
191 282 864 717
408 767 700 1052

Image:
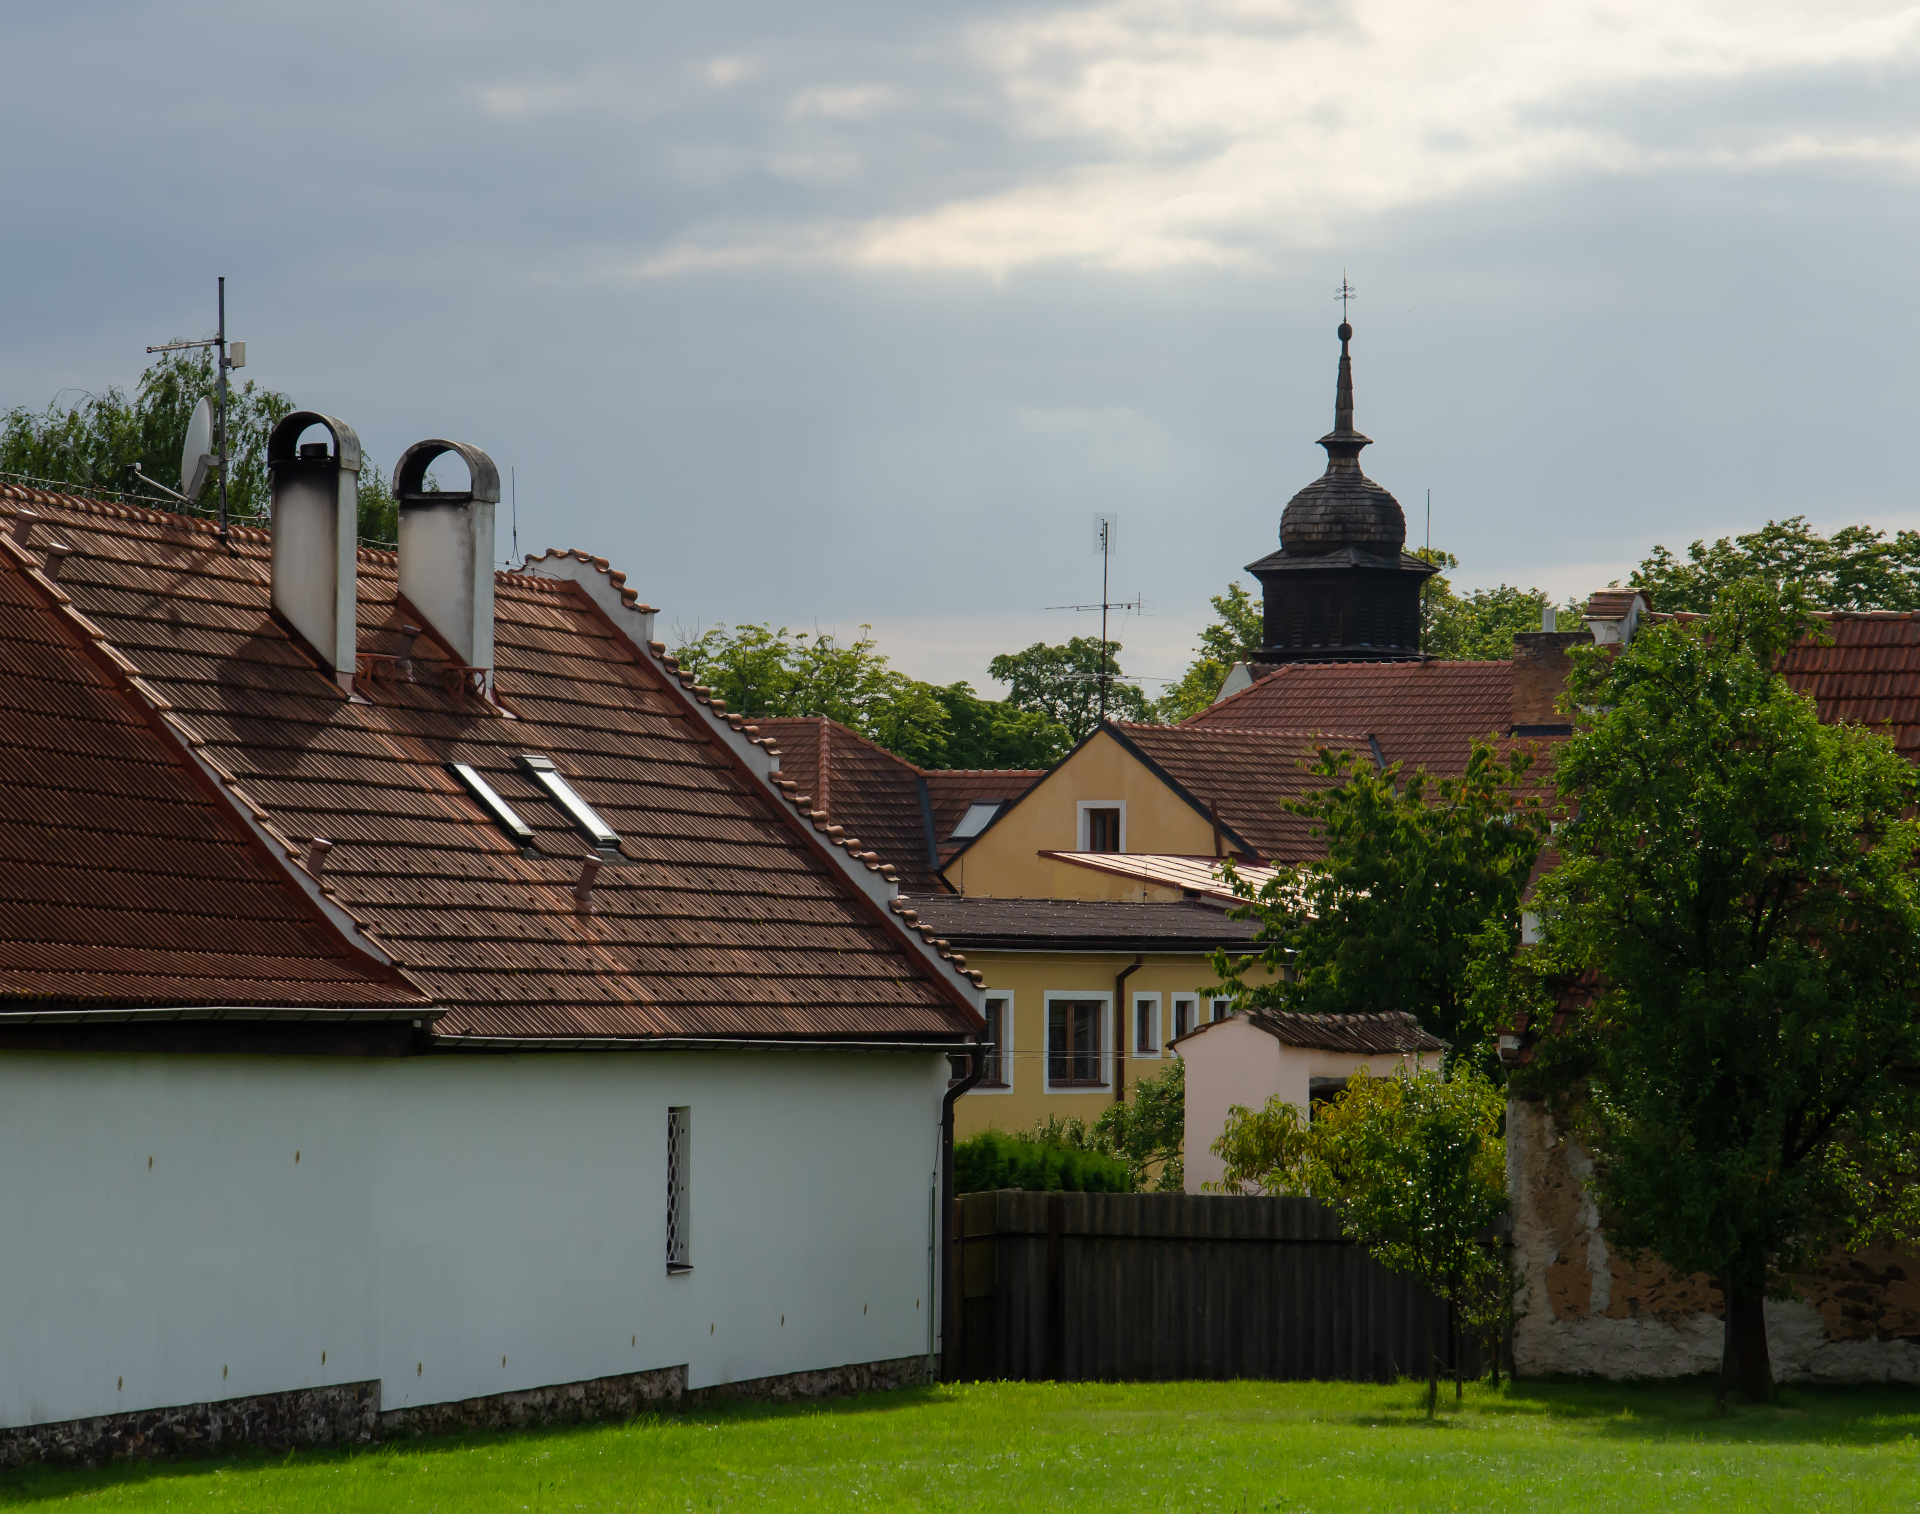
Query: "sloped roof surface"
754 716 945 893
0 487 977 1042
923 769 1043 863
902 896 1259 952
1185 659 1514 776
1038 851 1288 905
0 540 423 1011
1109 723 1373 864
1178 1008 1443 1054
1778 613 1920 761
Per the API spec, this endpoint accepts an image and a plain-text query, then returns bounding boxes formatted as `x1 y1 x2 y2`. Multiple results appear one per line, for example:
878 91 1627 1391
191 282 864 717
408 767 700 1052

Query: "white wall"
1178 1015 1439 1192
0 1049 949 1429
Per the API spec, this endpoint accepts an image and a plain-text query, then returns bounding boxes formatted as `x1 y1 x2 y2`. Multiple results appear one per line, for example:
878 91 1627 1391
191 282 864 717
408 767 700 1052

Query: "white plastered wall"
1177 1013 1439 1193
0 1049 948 1429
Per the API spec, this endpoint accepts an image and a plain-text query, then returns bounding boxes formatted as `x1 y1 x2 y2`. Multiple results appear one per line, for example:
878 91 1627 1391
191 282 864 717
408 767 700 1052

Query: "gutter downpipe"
938 1035 986 1384
1114 953 1144 1106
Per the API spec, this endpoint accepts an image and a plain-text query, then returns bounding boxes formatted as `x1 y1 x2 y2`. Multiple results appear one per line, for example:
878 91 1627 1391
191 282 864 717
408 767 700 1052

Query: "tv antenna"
1046 513 1146 720
139 277 244 541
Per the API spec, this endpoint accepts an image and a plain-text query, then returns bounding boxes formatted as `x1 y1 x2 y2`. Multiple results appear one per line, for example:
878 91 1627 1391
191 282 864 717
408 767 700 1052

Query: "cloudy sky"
4 0 1919 690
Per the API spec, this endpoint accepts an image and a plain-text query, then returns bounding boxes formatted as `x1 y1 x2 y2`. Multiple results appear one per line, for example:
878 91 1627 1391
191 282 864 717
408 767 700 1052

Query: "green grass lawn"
2 1378 1916 1512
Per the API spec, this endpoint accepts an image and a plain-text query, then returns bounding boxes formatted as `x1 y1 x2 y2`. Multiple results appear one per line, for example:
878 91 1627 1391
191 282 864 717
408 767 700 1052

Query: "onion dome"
1278 323 1407 557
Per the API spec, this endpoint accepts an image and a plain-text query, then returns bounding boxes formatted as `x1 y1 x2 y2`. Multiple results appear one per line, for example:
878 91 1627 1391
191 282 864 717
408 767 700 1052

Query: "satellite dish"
181 397 214 501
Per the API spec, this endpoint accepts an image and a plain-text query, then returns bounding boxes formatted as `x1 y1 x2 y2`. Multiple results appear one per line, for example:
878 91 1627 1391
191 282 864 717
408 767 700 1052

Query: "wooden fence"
950 1190 1494 1383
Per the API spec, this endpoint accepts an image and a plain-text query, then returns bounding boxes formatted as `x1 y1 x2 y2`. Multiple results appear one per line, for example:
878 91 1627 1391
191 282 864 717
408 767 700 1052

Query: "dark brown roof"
923 769 1043 864
900 896 1260 953
1177 1008 1444 1054
0 536 425 1013
754 717 1042 889
1185 659 1515 776
1107 722 1373 864
0 486 980 1044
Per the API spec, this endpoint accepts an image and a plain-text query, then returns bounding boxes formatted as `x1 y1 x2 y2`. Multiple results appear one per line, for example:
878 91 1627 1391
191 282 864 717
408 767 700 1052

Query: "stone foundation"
1509 1098 1920 1381
0 1355 934 1469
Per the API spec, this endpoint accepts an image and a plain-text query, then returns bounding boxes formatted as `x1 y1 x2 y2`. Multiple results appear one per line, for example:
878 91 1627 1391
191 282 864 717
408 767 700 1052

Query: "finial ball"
1337 321 1352 341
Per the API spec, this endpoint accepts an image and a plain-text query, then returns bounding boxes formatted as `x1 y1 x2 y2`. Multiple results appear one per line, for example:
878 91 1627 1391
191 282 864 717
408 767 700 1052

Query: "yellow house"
939 721 1364 899
900 896 1279 1140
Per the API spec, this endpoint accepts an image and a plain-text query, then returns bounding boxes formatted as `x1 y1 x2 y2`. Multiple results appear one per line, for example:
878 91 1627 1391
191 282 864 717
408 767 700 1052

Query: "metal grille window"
666 1106 691 1274
1048 1000 1105 1087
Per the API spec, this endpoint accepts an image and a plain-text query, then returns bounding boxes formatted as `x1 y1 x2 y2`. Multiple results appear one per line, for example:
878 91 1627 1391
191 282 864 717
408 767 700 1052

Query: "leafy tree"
954 1129 1132 1193
1521 578 1920 1403
1629 516 1920 613
1208 1066 1508 1416
1210 739 1550 1064
1091 1058 1186 1192
1 347 404 548
671 622 1062 770
1417 548 1571 661
988 635 1153 744
1158 581 1266 721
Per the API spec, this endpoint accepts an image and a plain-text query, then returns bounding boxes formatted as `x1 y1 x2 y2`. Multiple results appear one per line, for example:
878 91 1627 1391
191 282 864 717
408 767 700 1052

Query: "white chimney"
393 439 501 691
267 411 363 694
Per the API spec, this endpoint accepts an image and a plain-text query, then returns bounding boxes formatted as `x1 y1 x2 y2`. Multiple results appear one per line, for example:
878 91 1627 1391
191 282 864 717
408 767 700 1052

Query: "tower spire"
1334 320 1355 436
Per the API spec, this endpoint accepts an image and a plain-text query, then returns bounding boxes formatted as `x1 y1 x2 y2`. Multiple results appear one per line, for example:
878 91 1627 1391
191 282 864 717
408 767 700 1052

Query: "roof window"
950 802 1001 840
448 763 536 848
514 754 621 852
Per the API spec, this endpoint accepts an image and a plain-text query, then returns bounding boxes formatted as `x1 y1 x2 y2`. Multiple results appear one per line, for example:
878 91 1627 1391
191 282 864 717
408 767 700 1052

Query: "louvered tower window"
666 1107 691 1274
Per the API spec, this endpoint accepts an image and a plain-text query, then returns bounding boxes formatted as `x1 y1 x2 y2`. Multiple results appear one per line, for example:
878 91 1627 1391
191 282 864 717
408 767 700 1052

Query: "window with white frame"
1076 801 1125 854
1171 995 1198 1041
980 997 1011 1087
1133 992 1160 1056
1211 996 1234 1023
666 1106 691 1274
1047 997 1107 1087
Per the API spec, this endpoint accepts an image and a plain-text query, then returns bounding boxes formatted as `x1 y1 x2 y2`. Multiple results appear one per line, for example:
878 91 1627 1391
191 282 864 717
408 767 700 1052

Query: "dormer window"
514 754 621 852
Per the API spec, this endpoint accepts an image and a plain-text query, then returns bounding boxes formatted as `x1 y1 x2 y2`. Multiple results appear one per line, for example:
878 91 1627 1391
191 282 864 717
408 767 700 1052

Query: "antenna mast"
1045 513 1142 722
146 276 241 542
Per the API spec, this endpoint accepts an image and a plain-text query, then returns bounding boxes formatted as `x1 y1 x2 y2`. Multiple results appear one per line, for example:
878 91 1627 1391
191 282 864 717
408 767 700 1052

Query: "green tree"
1210 739 1550 1063
1209 1066 1508 1416
989 635 1154 745
1091 1058 1186 1192
1629 516 1920 613
1158 581 1265 721
1417 548 1569 661
926 681 1070 769
954 1129 1132 1193
1525 578 1920 1403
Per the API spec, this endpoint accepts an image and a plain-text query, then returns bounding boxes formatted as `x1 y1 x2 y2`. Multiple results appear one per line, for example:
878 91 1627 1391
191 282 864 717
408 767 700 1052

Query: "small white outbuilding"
1174 1009 1444 1193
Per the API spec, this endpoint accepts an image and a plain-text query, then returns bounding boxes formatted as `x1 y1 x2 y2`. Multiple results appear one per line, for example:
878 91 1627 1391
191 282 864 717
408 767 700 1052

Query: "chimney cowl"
266 412 363 693
392 439 501 687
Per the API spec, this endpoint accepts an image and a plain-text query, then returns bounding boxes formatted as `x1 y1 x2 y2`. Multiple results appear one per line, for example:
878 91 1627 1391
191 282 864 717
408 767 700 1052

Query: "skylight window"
950 802 1001 841
448 762 536 848
514 754 621 852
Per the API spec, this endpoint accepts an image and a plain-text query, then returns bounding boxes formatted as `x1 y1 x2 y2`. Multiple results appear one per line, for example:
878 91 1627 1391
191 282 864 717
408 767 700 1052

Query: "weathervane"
1335 272 1356 322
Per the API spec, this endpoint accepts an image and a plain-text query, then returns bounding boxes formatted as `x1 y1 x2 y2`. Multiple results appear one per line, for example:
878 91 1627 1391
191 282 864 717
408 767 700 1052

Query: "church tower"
1246 321 1434 662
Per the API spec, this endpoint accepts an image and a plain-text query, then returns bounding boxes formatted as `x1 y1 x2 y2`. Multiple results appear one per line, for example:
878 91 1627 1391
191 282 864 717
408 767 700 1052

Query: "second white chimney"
393 439 501 689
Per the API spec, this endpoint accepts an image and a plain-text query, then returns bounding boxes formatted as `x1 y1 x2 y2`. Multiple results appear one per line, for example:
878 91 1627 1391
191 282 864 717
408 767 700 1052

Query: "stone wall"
1508 1099 1920 1381
0 1355 933 1470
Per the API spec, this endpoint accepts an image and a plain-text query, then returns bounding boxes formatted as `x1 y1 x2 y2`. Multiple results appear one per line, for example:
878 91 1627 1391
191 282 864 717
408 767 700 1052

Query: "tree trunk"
1719 1280 1774 1404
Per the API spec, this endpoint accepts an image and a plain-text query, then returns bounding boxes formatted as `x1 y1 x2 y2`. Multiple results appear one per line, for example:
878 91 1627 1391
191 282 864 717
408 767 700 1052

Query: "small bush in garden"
955 1130 1133 1193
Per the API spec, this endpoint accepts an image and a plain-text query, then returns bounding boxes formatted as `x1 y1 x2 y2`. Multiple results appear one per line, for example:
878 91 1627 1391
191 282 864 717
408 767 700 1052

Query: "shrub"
954 1130 1133 1194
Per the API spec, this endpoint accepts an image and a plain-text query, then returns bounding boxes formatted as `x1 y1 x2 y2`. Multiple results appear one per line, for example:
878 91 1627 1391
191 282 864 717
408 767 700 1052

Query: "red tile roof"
0 535 424 1013
1174 1008 1443 1054
1184 659 1516 776
1107 722 1374 864
0 486 981 1043
1778 613 1920 762
923 769 1043 864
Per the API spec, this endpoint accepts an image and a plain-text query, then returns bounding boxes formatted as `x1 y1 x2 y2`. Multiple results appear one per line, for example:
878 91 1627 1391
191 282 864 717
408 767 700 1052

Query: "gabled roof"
0 535 425 1014
1185 659 1514 776
0 486 981 1045
923 769 1044 863
1105 722 1373 864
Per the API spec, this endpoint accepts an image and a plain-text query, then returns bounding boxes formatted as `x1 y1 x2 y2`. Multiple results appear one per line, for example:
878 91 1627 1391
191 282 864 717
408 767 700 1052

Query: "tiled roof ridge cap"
1118 721 1374 741
922 767 1047 777
517 547 659 614
1 482 271 543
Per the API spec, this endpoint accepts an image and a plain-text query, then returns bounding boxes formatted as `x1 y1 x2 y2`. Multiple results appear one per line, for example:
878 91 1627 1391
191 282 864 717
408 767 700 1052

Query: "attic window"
514 754 621 852
448 763 536 848
950 802 1001 840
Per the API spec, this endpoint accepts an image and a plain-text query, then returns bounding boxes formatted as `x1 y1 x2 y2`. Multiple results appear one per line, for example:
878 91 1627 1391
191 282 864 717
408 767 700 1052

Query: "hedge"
954 1130 1133 1194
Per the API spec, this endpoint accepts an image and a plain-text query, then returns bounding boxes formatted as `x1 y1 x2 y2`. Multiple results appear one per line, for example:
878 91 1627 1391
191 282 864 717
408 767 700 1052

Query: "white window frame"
1076 800 1127 854
1043 990 1113 1091
1170 994 1199 1043
1210 996 1234 1023
973 993 1014 1094
1132 990 1162 1059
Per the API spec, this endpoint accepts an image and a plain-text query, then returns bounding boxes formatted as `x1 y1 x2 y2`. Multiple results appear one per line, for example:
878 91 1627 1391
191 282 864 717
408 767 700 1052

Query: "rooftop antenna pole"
1426 488 1431 554
215 277 228 540
511 466 519 564
145 276 240 543
1044 512 1144 722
